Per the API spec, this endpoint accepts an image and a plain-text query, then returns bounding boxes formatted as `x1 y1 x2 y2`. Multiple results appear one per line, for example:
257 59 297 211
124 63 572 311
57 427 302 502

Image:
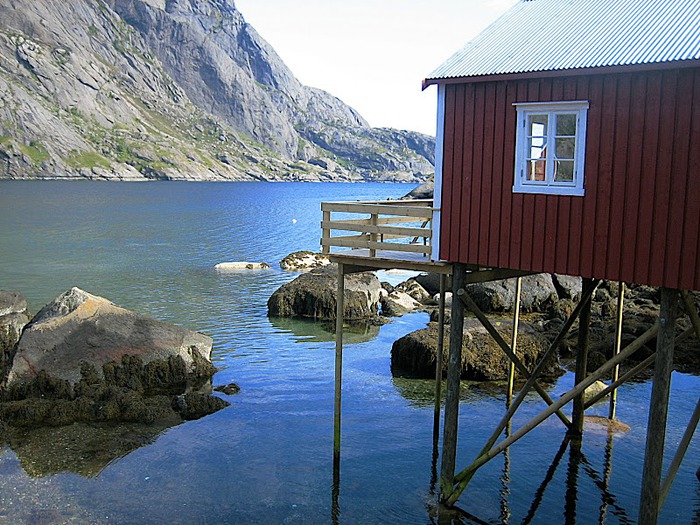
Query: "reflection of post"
499 418 512 524
598 431 615 524
564 441 582 525
332 457 341 525
522 436 570 525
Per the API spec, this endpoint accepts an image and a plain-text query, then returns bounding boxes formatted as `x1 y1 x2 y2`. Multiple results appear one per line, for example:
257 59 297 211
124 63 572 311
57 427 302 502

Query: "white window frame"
513 100 589 197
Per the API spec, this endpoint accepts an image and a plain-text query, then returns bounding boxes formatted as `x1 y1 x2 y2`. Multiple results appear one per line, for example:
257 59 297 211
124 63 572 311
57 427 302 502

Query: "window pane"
556 114 577 136
528 136 547 160
555 160 574 182
528 159 547 181
555 137 575 159
528 114 548 137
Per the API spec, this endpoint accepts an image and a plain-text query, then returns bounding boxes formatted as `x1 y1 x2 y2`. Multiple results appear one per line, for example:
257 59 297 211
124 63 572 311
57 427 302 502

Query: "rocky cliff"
0 0 434 182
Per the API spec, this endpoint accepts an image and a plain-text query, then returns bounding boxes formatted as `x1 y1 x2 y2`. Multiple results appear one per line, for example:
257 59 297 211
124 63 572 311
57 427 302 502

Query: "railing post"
369 213 377 257
322 210 331 254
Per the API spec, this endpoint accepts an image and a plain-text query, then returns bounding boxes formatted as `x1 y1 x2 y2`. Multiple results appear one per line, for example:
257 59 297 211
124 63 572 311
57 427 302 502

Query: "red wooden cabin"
423 0 700 291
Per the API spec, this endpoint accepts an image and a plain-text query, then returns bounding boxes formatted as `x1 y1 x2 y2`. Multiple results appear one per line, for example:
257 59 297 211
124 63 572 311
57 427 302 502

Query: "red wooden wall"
439 67 700 291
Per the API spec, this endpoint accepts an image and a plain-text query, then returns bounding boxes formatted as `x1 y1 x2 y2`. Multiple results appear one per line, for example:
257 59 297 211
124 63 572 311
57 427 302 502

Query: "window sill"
512 185 585 197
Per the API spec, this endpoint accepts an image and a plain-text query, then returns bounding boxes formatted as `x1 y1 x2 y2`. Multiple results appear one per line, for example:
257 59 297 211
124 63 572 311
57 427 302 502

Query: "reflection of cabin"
323 1 699 523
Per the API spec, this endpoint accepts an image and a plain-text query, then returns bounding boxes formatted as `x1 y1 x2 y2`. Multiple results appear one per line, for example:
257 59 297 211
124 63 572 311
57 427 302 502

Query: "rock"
214 383 241 395
401 179 434 200
0 290 30 337
215 262 271 271
172 393 230 420
381 291 422 317
6 287 213 388
552 274 583 300
267 264 381 321
413 273 450 296
0 291 31 380
280 251 330 271
465 274 558 313
584 415 631 433
395 279 432 304
583 380 609 403
391 319 562 381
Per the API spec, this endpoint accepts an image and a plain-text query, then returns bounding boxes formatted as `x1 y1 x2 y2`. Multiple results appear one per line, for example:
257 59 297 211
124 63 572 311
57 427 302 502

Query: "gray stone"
552 274 583 300
280 251 330 271
267 264 381 321
215 261 271 271
381 290 422 317
6 287 213 388
395 279 432 304
391 318 562 381
465 274 558 313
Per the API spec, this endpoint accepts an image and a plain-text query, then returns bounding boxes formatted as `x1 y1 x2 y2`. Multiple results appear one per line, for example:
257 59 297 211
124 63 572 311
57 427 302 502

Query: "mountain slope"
0 0 434 181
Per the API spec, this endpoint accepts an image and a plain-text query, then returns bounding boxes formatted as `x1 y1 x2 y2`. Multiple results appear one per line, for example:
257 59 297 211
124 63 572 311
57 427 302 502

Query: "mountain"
0 0 435 182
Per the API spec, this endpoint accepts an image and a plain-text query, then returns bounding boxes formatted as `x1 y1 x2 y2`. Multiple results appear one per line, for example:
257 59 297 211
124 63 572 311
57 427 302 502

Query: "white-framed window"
513 100 589 196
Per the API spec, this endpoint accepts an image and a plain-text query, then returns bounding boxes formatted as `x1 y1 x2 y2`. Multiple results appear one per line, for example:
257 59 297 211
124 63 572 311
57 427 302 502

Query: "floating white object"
214 262 271 271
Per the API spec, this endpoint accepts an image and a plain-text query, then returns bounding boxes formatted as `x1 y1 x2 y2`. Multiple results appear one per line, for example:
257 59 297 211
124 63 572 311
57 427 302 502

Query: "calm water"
0 181 698 524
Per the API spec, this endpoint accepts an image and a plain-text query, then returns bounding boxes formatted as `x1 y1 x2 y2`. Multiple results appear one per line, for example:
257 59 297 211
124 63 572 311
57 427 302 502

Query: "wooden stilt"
333 263 345 462
572 277 593 437
440 263 467 498
639 287 678 525
433 274 447 445
609 282 625 420
507 277 522 403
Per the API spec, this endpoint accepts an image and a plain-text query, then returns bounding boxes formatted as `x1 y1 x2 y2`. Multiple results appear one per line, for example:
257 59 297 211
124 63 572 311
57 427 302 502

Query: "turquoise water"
0 181 698 524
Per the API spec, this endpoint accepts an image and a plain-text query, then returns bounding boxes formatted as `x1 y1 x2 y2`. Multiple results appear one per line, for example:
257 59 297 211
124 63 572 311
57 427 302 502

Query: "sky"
234 0 518 137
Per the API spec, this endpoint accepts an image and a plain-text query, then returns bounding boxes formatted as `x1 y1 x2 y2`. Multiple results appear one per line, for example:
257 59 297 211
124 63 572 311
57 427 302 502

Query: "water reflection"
4 420 177 478
268 316 380 344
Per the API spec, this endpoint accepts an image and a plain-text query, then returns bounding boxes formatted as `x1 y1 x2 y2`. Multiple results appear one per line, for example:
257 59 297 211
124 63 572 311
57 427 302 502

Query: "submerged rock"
0 291 31 382
280 251 330 271
267 264 382 321
391 318 562 381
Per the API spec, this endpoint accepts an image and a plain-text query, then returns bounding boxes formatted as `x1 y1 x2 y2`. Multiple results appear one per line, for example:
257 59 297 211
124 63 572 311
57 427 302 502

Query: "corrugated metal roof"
426 0 700 82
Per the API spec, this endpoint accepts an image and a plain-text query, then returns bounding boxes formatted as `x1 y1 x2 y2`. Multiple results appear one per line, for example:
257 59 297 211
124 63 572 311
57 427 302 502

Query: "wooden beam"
446 320 659 506
320 201 434 218
321 220 432 237
457 289 572 428
440 263 468 499
639 288 678 525
462 268 535 284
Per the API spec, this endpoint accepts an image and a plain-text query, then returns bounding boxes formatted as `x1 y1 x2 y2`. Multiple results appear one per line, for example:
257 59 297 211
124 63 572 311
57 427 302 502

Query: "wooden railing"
320 199 434 258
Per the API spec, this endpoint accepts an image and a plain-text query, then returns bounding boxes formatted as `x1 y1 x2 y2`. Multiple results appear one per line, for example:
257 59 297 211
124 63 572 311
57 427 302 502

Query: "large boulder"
391 319 562 381
267 264 381 321
5 287 213 389
465 274 558 313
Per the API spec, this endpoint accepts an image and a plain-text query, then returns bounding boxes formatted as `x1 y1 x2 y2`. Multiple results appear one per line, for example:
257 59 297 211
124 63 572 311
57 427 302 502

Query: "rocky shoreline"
266 262 700 380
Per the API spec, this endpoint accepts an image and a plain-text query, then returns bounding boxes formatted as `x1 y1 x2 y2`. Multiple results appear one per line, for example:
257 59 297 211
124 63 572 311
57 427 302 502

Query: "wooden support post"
572 277 593 438
369 213 377 257
639 287 678 525
333 263 345 462
433 274 447 445
609 282 625 420
440 263 467 499
508 277 522 403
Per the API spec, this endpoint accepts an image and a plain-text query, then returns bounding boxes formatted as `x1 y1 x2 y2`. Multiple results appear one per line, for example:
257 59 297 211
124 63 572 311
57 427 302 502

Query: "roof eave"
422 58 700 89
